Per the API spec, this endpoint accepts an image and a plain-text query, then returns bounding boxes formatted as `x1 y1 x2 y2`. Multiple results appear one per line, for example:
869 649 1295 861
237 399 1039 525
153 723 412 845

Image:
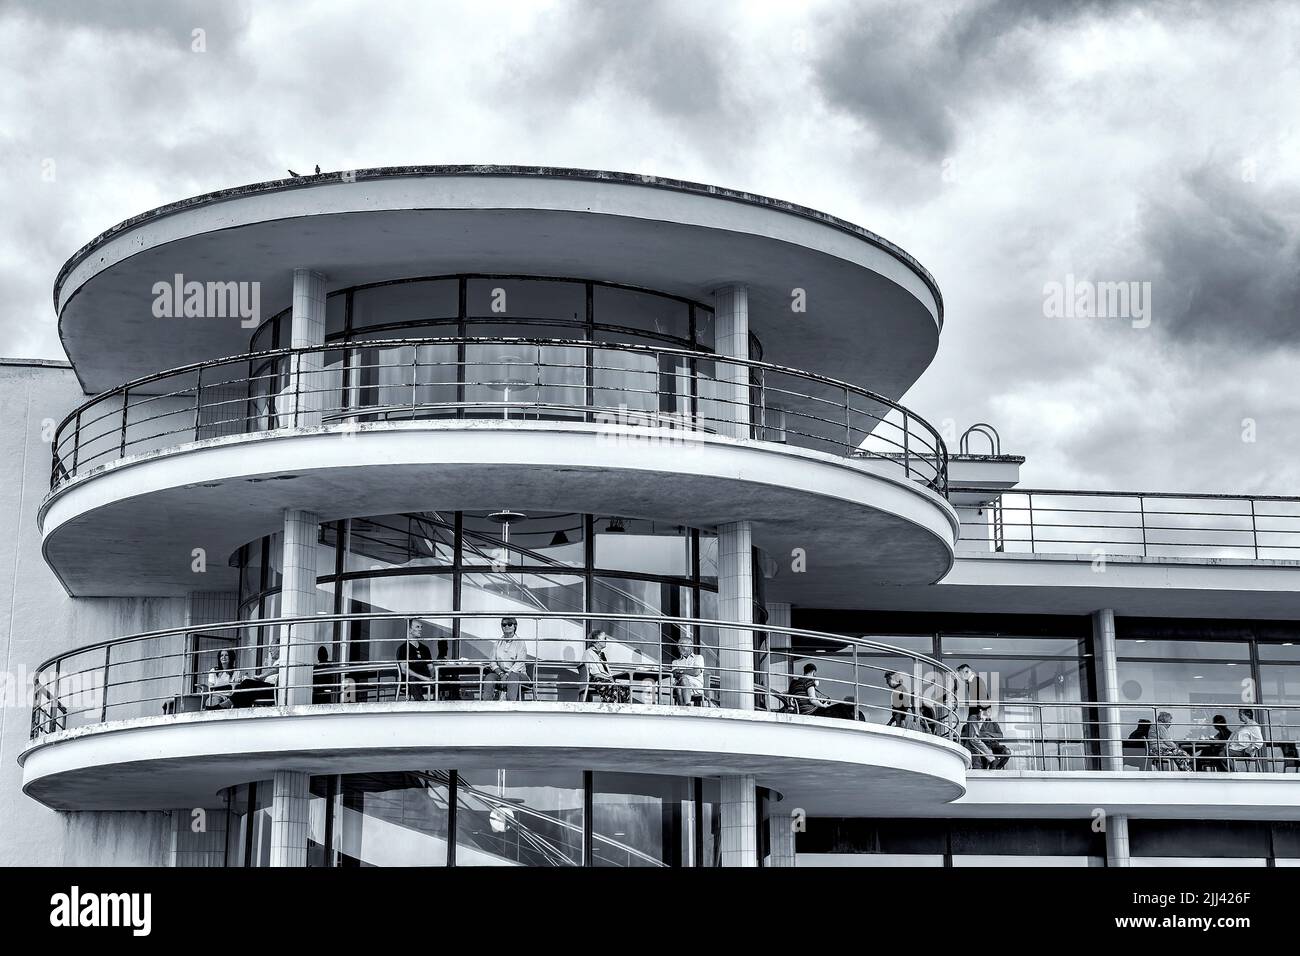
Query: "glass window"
942 636 1083 657
1116 660 1251 704
461 511 584 569
225 784 250 867
248 781 273 868
335 771 451 867
465 278 585 324
591 772 693 867
1116 639 1250 660
594 518 689 576
455 770 584 866
1259 642 1300 662
594 285 688 342
351 280 459 330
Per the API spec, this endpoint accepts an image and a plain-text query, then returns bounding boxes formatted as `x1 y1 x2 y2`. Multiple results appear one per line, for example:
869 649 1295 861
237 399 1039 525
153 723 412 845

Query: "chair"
1277 742 1300 772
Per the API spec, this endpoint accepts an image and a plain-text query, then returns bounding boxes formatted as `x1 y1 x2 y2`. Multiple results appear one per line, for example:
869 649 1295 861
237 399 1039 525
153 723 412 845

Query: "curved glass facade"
224 771 735 867
243 275 764 434
232 511 740 697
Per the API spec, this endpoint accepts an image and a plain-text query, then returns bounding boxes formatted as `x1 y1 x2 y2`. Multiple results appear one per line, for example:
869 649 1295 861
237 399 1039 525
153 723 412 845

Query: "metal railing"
48 337 948 495
956 488 1300 561
901 699 1300 773
27 610 958 740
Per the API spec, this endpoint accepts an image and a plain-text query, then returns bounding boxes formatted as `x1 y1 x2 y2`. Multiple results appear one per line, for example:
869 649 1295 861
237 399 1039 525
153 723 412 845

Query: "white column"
1092 609 1123 771
720 774 757 867
269 770 311 868
289 268 328 427
767 799 797 867
1105 813 1131 867
718 520 755 710
279 508 321 706
713 283 750 440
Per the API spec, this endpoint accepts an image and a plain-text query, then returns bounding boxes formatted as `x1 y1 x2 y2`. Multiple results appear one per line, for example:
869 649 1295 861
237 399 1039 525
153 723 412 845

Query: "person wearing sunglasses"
484 617 530 701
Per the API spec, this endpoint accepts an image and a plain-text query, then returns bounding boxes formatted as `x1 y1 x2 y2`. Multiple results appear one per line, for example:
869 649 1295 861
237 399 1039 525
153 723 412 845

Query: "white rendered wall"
0 362 182 866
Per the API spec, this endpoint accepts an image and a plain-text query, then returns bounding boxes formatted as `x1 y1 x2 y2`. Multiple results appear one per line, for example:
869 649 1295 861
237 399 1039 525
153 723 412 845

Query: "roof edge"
52 165 944 326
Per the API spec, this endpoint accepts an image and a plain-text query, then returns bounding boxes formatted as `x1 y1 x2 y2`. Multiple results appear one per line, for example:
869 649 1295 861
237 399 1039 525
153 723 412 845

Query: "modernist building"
3 166 1299 867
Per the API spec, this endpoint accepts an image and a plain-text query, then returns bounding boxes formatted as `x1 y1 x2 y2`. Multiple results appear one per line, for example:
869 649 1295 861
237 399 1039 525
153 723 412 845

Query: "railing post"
118 387 129 458
70 409 81 476
193 365 204 441
844 387 852 451
1027 493 1036 553
100 645 110 723
902 412 911 480
1138 496 1148 557
1251 498 1259 559
412 346 420 416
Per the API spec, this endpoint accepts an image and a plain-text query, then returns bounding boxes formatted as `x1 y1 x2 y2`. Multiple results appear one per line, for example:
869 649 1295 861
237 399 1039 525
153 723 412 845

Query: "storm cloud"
2 0 1298 496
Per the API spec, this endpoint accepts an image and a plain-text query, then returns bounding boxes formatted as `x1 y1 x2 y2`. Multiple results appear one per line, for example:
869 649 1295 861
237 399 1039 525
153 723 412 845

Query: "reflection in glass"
455 770 584 866
591 772 693 867
335 771 450 867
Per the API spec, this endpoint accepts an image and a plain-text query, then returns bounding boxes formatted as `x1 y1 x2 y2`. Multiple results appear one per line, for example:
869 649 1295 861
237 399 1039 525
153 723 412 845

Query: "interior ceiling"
57 206 940 400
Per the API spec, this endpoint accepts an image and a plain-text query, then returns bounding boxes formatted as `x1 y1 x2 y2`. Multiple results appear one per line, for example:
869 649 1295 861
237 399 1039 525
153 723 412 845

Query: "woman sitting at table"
1150 711 1191 771
581 630 629 702
206 648 241 709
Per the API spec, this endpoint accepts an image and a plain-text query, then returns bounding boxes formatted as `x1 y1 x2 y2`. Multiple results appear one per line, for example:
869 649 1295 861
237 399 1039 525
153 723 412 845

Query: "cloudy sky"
2 0 1298 495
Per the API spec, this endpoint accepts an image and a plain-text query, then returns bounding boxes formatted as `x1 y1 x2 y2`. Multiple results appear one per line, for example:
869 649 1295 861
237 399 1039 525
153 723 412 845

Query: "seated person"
1150 711 1191 770
1128 718 1152 740
670 633 706 706
484 617 531 701
312 645 335 704
824 695 867 721
395 620 436 701
785 663 835 716
884 671 916 728
1198 714 1232 771
581 629 629 702
206 648 241 709
1227 708 1265 770
961 706 1011 769
233 644 281 706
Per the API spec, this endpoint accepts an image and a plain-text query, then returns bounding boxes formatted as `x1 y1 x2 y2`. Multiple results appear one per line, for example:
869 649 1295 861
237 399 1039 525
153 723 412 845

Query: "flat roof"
54 166 945 398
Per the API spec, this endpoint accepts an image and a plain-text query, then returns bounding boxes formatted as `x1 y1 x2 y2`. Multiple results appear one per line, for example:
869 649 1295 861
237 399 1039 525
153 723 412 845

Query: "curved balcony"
20 611 970 813
50 337 948 493
39 339 957 598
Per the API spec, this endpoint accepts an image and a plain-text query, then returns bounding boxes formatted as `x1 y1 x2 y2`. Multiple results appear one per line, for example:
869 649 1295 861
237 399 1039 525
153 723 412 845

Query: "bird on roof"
286 168 300 177
315 165 321 174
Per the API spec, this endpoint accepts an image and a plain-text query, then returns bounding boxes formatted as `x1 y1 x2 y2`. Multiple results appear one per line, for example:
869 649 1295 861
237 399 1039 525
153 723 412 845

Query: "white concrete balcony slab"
20 613 969 813
40 340 956 597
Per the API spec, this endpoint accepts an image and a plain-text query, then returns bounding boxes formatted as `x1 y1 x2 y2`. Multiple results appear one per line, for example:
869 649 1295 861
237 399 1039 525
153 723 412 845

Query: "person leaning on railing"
884 671 916 729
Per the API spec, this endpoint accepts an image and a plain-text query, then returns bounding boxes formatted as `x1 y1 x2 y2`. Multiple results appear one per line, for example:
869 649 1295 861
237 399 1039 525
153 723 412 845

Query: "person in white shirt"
484 617 530 701
206 648 241 709
671 633 706 706
1227 708 1266 770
